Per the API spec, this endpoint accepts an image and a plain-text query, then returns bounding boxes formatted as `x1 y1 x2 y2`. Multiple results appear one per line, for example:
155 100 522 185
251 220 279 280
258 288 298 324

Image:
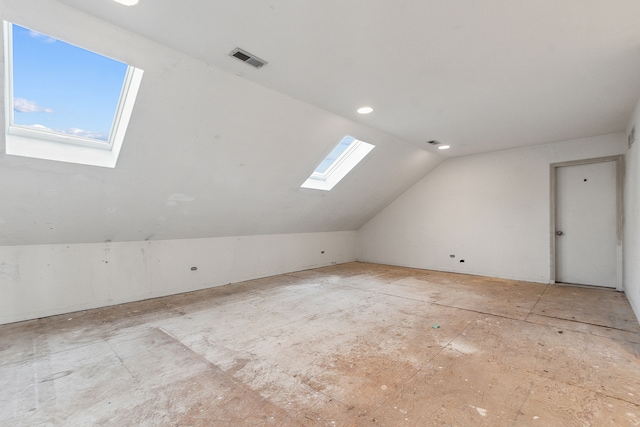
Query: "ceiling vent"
427 140 441 146
229 48 268 68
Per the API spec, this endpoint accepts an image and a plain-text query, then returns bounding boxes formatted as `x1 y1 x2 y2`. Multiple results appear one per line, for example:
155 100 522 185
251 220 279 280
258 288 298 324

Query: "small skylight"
301 136 374 191
113 0 139 5
3 22 144 168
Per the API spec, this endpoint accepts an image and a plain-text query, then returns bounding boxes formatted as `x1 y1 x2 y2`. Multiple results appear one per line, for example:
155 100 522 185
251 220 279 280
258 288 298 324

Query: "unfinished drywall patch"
357 134 626 283
166 193 195 206
0 258 19 282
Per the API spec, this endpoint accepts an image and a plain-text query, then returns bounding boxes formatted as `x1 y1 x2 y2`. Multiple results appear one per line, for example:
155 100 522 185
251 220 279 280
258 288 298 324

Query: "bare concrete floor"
2 262 640 426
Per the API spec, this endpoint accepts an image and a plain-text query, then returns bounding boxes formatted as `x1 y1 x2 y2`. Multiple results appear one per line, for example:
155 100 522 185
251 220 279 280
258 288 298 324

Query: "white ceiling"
0 0 444 245
2 0 640 246
54 0 640 156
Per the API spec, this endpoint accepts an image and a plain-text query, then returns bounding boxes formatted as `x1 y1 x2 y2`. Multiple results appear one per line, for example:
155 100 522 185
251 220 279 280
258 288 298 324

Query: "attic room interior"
2 0 640 425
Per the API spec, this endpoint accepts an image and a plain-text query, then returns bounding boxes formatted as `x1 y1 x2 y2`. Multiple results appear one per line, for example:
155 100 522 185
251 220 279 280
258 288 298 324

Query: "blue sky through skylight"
11 24 128 142
314 136 355 174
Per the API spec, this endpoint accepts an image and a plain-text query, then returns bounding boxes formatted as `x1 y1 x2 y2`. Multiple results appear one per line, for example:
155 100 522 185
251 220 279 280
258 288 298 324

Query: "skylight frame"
301 136 375 191
2 21 144 168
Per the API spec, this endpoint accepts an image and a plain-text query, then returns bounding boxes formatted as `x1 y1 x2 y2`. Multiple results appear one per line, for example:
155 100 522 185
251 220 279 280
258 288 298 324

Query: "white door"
555 160 618 288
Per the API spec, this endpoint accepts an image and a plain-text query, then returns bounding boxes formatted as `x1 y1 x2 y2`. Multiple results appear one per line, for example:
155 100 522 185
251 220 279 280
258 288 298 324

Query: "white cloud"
29 124 53 131
28 30 56 43
14 98 54 113
65 128 109 141
22 124 108 142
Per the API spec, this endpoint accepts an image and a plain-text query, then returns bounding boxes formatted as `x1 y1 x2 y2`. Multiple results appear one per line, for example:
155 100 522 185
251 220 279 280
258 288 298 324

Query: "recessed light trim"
114 0 139 6
357 106 373 114
438 145 451 150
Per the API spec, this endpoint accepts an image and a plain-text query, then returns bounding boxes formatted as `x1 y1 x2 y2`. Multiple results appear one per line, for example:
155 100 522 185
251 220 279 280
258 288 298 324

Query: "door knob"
556 231 564 236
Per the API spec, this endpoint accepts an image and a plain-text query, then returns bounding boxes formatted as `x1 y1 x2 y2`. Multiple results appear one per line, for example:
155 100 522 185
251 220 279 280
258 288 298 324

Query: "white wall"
0 231 356 325
625 103 640 320
357 134 626 283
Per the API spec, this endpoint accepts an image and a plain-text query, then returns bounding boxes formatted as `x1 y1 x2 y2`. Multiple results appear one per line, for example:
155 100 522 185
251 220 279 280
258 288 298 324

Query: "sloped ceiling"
2 0 640 246
0 0 442 245
52 0 640 155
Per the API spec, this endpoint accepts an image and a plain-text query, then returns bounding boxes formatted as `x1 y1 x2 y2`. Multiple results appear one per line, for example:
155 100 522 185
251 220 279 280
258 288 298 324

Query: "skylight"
301 136 374 191
3 22 144 168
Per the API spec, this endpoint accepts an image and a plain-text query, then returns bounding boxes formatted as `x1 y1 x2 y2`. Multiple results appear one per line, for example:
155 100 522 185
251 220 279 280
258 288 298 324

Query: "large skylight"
301 136 374 191
3 22 144 168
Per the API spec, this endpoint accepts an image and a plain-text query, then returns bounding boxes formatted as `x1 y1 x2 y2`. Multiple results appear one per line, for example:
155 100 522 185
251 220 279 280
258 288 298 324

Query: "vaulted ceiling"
54 0 640 156
1 0 639 246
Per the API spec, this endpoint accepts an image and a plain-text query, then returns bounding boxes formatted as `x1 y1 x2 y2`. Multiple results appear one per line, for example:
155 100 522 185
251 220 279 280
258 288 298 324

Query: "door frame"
549 155 624 290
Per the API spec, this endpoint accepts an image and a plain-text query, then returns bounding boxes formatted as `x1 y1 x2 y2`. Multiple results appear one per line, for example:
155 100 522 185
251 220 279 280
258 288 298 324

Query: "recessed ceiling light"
357 106 373 114
438 145 451 150
114 0 139 6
